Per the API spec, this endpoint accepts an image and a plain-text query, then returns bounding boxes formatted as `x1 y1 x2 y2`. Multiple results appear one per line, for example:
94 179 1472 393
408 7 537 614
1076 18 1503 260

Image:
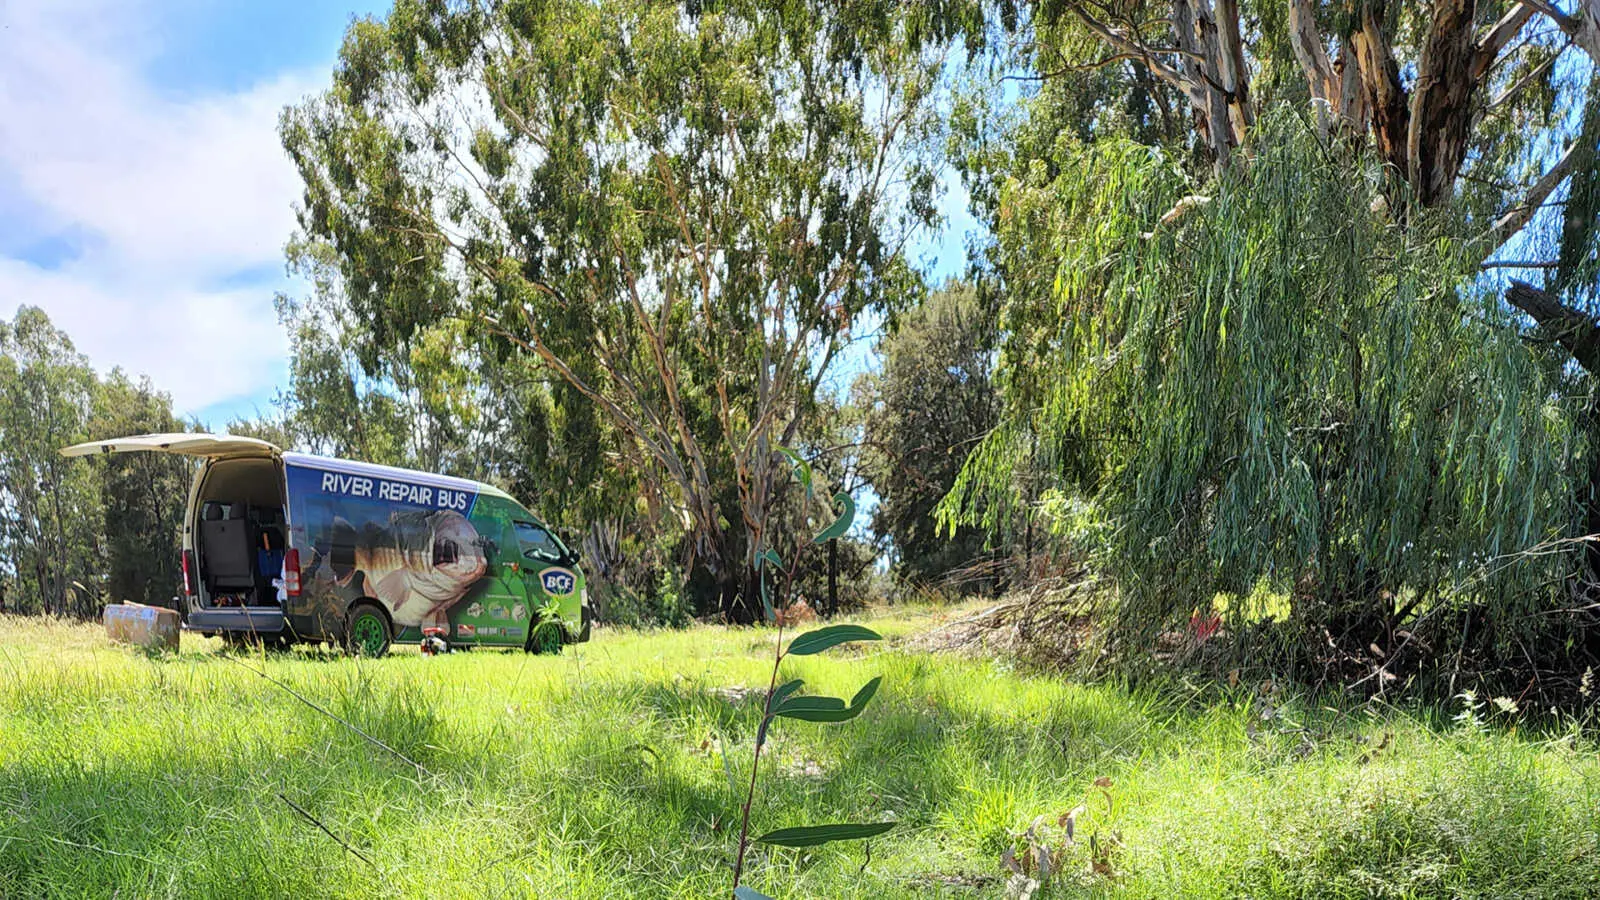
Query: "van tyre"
525 621 564 655
345 602 392 658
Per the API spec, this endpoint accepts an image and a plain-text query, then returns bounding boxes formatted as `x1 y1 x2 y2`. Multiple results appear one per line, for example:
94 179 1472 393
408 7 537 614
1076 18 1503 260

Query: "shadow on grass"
10 636 1597 899
0 743 407 897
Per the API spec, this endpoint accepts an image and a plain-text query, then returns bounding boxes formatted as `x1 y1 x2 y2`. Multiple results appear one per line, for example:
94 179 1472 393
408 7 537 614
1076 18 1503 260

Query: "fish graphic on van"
326 509 488 629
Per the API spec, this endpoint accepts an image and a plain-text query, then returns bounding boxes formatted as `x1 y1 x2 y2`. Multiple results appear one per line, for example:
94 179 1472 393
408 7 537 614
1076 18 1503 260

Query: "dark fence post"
827 537 838 616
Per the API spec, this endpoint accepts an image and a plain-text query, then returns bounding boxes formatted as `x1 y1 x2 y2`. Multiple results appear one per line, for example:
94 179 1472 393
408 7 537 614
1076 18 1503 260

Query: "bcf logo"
541 567 577 596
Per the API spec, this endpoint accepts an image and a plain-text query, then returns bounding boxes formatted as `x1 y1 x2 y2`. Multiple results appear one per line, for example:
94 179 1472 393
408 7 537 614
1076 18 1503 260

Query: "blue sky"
0 0 978 427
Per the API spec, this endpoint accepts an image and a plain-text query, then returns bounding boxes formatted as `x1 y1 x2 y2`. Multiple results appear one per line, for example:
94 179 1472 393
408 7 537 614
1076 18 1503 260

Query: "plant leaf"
774 704 864 723
849 675 882 709
734 887 776 900
785 624 882 656
812 490 855 543
769 678 805 710
754 821 895 847
774 707 865 723
756 546 783 623
779 446 814 499
773 695 847 715
758 679 805 748
773 677 881 722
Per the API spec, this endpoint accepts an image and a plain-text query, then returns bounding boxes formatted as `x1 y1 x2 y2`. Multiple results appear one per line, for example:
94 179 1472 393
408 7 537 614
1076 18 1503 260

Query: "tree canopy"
280 0 974 616
0 308 188 617
6 1 1600 699
940 1 1600 686
864 280 1002 589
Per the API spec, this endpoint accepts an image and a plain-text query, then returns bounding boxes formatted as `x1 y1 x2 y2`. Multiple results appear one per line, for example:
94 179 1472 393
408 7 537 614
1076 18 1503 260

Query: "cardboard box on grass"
104 603 180 652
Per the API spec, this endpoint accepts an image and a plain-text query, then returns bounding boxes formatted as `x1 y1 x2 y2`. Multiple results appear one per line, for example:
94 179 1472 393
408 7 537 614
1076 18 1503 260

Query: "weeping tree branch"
1065 2 1188 91
1491 140 1582 245
1473 2 1541 79
1506 279 1600 375
1532 0 1600 60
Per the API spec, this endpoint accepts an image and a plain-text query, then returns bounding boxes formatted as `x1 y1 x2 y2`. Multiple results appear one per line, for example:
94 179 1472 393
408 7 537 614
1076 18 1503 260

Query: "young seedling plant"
731 449 890 900
529 595 564 654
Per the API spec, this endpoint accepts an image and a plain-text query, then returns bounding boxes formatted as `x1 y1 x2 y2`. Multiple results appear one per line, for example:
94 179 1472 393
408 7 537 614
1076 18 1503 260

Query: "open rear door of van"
60 432 279 460
63 432 287 638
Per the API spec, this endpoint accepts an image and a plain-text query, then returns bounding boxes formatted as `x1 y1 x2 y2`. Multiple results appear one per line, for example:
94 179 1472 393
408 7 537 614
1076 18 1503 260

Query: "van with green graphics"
61 434 591 657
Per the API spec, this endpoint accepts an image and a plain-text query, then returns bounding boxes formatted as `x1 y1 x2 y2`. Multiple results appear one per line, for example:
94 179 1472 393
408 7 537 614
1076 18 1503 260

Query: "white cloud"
0 0 318 416
0 259 286 413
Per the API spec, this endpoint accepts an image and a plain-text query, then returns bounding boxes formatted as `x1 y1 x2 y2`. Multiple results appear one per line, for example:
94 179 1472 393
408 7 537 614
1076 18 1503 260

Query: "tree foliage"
278 239 644 576
951 120 1584 647
934 1 1600 689
0 309 102 616
864 280 1002 588
0 308 189 616
281 0 968 617
90 372 189 610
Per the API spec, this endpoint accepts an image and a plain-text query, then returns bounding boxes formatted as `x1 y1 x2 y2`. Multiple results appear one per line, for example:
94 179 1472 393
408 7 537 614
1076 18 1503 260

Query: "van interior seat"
201 504 255 592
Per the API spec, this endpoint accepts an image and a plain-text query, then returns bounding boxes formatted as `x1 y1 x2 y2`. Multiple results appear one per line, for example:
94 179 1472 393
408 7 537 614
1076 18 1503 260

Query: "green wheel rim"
351 613 386 656
531 622 562 653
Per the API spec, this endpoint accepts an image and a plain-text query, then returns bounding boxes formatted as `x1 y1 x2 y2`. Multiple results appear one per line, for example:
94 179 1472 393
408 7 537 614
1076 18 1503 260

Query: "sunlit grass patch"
1 608 1597 898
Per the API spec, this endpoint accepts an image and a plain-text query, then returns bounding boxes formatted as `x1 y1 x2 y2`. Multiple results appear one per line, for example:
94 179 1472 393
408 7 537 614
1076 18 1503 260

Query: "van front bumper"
568 603 593 643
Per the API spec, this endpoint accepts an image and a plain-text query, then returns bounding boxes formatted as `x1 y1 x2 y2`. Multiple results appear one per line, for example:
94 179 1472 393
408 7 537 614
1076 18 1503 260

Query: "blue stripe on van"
284 461 479 516
282 452 490 498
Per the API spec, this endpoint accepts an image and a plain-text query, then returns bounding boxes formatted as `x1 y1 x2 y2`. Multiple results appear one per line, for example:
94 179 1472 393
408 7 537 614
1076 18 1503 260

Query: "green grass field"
3 607 1599 899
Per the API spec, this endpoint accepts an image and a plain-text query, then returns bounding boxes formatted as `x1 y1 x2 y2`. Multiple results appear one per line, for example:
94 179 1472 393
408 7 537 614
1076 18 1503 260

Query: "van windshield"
513 521 566 562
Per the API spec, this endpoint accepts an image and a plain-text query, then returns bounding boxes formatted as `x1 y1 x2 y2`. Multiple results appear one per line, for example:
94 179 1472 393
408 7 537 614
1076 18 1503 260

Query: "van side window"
513 521 563 562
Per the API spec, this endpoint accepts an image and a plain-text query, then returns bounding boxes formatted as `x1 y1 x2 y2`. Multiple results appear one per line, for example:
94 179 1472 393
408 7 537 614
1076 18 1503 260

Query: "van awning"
60 433 280 460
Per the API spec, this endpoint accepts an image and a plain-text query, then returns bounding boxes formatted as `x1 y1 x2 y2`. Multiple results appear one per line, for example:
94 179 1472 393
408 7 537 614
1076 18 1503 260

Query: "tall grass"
1 610 1598 898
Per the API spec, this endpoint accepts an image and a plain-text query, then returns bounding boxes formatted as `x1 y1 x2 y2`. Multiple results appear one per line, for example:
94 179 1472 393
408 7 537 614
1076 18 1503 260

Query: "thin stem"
732 619 785 893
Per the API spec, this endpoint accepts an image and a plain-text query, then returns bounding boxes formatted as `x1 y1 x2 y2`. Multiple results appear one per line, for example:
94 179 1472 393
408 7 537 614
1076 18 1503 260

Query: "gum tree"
0 308 103 616
280 0 973 618
944 1 1600 685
